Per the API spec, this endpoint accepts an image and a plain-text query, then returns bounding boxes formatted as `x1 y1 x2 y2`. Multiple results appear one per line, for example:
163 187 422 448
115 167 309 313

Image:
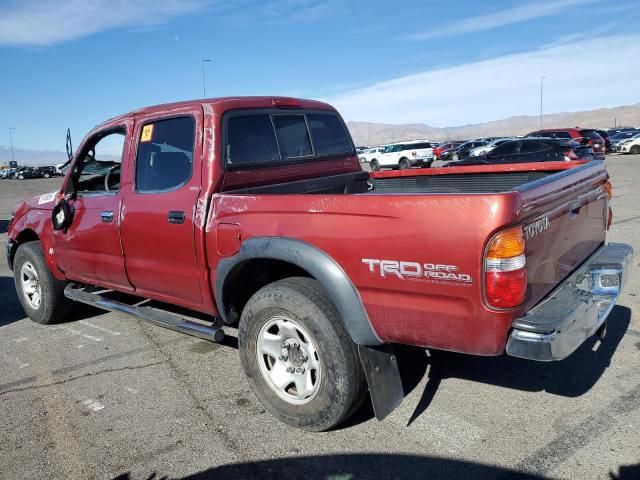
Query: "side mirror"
51 199 74 232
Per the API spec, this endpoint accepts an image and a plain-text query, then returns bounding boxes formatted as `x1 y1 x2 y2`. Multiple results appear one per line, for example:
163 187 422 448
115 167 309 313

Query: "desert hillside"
347 103 640 146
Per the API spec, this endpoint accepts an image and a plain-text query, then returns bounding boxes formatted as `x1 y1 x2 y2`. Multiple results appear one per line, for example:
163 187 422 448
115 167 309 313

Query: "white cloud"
409 0 595 41
327 35 640 126
0 0 209 46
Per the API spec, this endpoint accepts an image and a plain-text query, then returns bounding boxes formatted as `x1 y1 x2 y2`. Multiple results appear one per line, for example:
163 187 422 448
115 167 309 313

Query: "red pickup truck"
6 97 632 431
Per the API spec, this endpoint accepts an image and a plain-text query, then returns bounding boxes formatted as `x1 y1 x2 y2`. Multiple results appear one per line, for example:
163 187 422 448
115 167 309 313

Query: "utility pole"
201 59 211 98
539 76 546 129
8 127 16 164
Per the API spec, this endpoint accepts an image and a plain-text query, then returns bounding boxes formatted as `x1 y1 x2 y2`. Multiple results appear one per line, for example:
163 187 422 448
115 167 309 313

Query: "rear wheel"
18 175 24 180
369 159 380 171
13 241 72 324
399 158 410 169
43 173 51 178
451 153 459 161
238 277 366 431
630 145 640 154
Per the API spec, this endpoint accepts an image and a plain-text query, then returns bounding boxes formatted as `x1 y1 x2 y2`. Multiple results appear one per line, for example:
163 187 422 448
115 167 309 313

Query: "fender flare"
215 237 383 346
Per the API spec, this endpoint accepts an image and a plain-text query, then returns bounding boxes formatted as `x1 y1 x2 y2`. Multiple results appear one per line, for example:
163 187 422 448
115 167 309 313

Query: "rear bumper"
506 243 633 361
409 157 433 167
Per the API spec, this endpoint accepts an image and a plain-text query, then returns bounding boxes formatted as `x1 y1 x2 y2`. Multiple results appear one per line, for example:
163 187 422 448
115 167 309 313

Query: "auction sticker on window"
141 124 154 142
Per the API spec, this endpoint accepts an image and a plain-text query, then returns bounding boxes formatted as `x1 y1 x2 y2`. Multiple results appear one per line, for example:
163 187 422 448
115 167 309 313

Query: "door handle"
168 211 185 224
101 211 114 223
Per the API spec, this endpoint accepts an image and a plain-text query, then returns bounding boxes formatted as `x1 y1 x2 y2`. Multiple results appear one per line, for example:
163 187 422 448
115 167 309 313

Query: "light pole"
8 127 16 164
539 76 546 129
201 59 211 98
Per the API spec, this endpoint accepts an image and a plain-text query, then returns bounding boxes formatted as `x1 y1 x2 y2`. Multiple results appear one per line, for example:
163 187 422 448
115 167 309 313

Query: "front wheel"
13 241 72 324
369 159 380 171
630 145 640 154
238 277 366 431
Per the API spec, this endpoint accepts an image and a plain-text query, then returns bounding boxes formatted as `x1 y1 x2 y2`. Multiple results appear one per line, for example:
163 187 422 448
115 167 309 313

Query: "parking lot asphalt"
1 156 639 480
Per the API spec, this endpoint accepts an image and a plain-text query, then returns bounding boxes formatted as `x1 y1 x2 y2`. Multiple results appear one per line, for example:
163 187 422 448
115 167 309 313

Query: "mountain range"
2 103 639 165
347 103 640 146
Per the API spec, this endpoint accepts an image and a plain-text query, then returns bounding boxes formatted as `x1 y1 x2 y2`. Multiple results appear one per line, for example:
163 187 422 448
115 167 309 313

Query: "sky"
0 0 639 152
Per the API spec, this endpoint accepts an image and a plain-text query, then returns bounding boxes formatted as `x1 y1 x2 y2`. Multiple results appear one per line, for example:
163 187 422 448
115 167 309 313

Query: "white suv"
358 147 386 164
616 132 640 154
373 141 434 171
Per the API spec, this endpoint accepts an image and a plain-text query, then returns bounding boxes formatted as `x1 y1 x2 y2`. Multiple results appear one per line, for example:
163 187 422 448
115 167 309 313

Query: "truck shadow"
0 275 106 328
113 453 552 480
407 305 632 425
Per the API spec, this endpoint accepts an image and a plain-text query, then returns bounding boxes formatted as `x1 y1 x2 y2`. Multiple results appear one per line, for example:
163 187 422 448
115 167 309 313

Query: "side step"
64 284 225 343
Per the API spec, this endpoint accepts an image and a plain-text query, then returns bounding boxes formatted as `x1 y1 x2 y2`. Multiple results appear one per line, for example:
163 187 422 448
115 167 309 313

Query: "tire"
630 145 640 155
399 158 410 169
451 153 459 161
18 175 24 180
13 241 72 324
370 159 380 172
238 277 367 431
43 173 51 178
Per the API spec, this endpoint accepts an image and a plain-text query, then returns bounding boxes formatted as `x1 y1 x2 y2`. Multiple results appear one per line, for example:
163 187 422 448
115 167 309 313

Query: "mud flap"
358 344 404 420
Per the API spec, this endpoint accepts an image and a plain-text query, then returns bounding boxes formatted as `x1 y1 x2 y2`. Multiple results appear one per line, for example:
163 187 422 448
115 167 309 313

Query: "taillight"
564 150 579 161
484 225 527 309
604 179 613 230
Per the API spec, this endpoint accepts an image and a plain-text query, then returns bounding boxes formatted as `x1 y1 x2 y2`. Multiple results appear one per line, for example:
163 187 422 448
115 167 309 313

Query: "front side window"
519 141 549 154
135 116 194 192
490 141 518 156
72 130 125 194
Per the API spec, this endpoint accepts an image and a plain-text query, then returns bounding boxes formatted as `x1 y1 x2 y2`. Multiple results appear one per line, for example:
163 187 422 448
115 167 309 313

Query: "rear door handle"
101 211 114 223
168 211 185 224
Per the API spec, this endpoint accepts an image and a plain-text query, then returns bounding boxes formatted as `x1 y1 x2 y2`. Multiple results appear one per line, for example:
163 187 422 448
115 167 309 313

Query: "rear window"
407 142 432 149
307 113 353 155
552 131 573 139
225 110 353 168
580 129 603 141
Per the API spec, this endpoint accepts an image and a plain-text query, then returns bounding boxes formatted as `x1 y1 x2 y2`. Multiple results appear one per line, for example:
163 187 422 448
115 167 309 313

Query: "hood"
12 190 60 219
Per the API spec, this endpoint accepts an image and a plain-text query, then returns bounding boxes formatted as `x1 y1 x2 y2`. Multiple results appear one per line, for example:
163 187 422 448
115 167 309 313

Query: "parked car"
375 140 433 170
442 139 489 161
6 96 631 432
526 128 605 160
0 168 17 179
615 132 640 154
433 141 464 159
13 167 42 180
358 146 386 165
594 129 612 152
609 130 639 150
469 138 514 157
37 166 60 178
447 138 595 166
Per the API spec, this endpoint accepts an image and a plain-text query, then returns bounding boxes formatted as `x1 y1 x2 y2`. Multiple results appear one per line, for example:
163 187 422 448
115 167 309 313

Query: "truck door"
120 107 204 308
52 126 133 290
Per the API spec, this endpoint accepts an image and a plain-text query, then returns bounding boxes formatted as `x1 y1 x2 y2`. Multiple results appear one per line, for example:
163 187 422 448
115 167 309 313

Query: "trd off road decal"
523 216 550 241
362 259 473 286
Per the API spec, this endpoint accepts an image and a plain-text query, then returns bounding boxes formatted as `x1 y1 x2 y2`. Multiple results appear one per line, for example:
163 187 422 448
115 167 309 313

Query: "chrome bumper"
506 243 633 361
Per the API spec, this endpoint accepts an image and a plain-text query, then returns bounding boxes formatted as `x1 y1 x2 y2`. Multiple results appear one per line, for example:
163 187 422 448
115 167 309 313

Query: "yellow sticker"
141 124 154 142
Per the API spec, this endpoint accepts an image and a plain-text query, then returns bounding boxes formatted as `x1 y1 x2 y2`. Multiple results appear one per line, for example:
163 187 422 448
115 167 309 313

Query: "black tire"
13 241 72 324
18 175 24 180
451 153 459 161
238 277 367 431
370 159 380 171
43 173 51 178
630 145 640 154
399 158 410 169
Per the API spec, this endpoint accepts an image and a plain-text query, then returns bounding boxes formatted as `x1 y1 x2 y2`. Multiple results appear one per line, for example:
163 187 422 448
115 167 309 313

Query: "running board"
64 285 225 343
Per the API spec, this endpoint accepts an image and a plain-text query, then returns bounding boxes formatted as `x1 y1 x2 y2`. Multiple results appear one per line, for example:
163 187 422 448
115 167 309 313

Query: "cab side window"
71 130 125 194
135 117 195 193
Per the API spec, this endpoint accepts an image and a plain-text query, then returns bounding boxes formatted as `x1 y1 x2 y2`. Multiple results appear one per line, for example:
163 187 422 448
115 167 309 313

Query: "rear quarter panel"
207 192 524 355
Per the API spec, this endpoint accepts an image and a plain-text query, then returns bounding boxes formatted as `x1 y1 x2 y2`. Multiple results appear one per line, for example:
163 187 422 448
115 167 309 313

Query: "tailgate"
517 162 609 310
